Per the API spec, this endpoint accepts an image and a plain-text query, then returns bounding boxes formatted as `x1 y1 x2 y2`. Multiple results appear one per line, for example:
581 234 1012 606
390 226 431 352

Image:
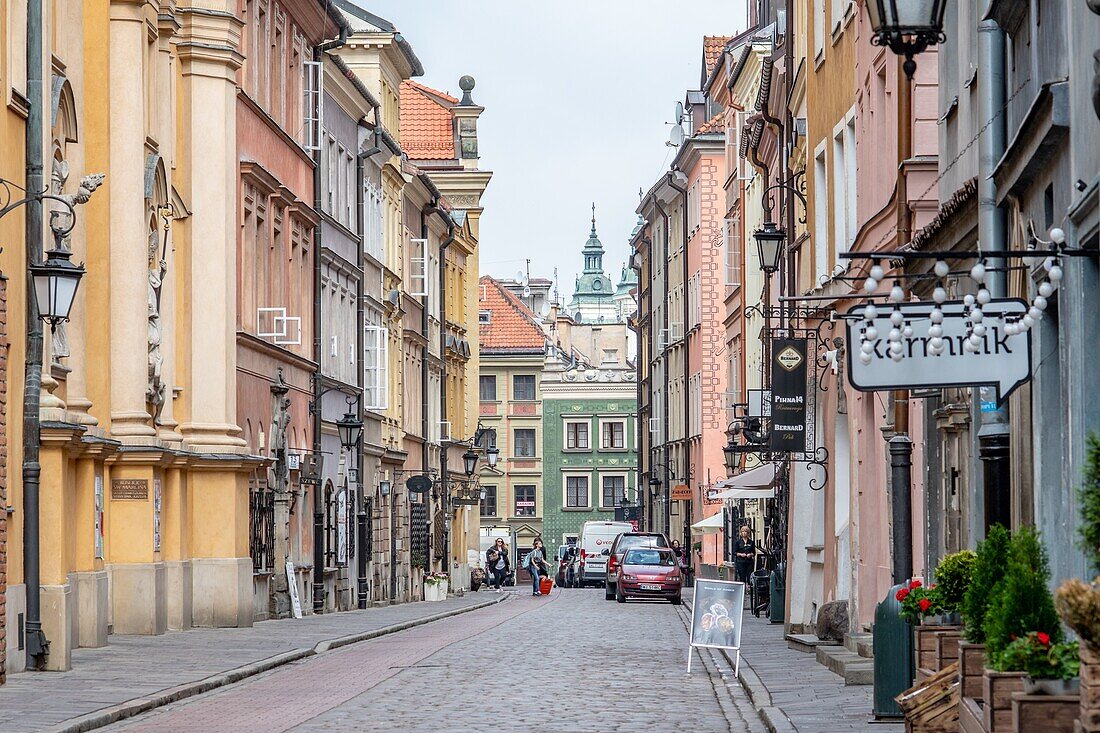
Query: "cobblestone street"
99 588 762 733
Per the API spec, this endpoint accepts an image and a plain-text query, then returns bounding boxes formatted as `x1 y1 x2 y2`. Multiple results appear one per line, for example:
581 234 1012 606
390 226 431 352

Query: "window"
601 421 625 449
514 485 536 517
480 486 497 517
479 310 491 324
479 375 497 401
364 179 383 261
476 428 497 450
409 237 428 297
688 271 701 328
686 179 701 234
601 475 626 508
302 60 322 151
514 428 536 457
364 323 389 410
513 374 536 401
566 421 589 450
724 215 741 288
565 476 590 508
813 0 825 59
602 349 618 364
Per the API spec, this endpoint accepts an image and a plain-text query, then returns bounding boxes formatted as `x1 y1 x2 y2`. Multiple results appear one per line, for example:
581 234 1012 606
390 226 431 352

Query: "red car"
616 547 682 604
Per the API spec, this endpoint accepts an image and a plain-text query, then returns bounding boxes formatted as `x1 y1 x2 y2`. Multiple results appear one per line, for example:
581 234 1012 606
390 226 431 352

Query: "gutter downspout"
23 0 48 667
666 173 690 558
653 200 672 540
418 207 430 565
311 29 348 616
976 19 1011 533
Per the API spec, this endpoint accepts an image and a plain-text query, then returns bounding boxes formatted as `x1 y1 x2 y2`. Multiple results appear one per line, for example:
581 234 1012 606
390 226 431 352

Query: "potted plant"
423 572 449 602
958 525 1011 701
997 632 1080 695
1054 433 1100 732
935 549 977 624
897 579 942 624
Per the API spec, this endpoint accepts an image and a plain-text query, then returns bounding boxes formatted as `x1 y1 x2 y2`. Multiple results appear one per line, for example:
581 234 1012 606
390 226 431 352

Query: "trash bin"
873 583 914 719
768 562 786 624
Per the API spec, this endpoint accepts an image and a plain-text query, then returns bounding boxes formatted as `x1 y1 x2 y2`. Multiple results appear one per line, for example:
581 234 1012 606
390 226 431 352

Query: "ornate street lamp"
753 221 785 275
866 0 947 79
30 244 85 330
723 438 740 474
336 411 363 452
485 445 499 469
462 448 479 477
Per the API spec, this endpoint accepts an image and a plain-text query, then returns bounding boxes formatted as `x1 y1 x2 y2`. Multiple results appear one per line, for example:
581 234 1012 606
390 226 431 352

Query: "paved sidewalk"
734 613 903 733
0 592 504 733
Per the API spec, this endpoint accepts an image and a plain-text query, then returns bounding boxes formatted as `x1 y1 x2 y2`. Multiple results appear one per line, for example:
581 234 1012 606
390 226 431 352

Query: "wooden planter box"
1011 694 1079 733
959 643 987 700
935 628 963 670
1083 643 1100 733
982 670 1026 733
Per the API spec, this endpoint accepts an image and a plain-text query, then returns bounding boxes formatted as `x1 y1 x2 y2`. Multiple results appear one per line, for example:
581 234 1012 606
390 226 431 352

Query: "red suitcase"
539 577 552 595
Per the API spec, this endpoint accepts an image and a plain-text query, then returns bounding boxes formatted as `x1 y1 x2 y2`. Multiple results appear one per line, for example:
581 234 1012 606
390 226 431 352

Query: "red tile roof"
400 80 457 160
704 36 733 77
697 113 724 135
478 276 546 353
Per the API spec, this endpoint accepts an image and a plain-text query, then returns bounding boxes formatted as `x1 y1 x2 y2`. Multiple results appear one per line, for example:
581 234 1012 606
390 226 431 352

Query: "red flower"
919 598 932 613
896 587 910 602
910 579 923 589
1036 632 1051 645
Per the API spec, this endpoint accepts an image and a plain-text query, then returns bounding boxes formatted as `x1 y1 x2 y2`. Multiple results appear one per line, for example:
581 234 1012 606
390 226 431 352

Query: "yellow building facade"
3 0 260 675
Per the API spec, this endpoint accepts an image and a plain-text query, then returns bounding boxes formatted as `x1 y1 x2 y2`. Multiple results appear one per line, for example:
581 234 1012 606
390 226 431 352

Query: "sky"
357 0 746 297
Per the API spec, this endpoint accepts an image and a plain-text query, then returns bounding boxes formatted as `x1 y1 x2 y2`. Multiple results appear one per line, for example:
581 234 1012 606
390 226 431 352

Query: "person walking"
734 525 756 584
486 537 510 592
671 539 691 586
526 538 547 596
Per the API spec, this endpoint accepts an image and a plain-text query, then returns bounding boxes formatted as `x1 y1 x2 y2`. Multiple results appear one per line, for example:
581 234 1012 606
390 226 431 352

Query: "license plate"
640 583 662 591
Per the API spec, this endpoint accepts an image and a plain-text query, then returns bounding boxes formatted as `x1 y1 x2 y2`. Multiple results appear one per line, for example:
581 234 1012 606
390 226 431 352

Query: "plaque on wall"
111 478 149 501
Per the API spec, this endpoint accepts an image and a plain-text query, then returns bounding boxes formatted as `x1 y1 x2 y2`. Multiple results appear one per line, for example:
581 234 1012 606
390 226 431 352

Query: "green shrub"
936 550 977 612
962 524 1011 643
1078 433 1100 575
984 526 1063 668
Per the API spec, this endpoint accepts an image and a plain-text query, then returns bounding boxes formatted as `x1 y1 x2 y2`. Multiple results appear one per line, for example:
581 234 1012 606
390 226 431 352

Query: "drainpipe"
667 172 690 556
354 117 371 610
310 29 348 616
418 207 430 565
976 19 1010 533
654 199 672 539
23 0 48 668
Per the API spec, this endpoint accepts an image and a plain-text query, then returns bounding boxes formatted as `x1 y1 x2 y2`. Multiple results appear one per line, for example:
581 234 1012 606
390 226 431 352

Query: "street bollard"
768 562 785 624
873 583 914 719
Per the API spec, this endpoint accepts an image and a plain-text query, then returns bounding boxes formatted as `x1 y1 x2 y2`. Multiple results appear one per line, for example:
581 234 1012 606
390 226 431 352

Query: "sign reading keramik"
845 298 1033 404
769 338 808 453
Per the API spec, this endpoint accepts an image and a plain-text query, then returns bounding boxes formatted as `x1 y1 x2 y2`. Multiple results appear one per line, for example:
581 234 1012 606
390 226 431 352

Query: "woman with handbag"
525 538 548 596
486 538 509 592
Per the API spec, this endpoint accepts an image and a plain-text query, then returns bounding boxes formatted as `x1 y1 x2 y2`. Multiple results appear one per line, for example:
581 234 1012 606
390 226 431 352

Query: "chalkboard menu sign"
769 338 808 453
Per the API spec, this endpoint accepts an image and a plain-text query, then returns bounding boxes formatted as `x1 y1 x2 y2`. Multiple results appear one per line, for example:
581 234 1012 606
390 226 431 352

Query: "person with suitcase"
486 538 509 592
525 538 548 596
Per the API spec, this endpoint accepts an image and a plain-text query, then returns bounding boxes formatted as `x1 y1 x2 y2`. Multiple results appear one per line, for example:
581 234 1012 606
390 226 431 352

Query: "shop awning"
713 463 778 500
690 512 725 535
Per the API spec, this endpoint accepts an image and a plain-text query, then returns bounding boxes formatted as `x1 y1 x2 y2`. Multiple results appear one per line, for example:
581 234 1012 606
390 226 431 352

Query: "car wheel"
670 595 682 605
604 582 615 601
616 584 626 604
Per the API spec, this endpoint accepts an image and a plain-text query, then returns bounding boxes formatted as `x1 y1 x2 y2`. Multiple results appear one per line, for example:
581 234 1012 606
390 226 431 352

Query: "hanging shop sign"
844 298 1032 403
769 338 809 454
670 484 693 500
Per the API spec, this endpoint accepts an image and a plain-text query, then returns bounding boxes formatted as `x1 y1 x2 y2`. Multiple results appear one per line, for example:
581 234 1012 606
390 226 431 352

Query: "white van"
573 521 633 587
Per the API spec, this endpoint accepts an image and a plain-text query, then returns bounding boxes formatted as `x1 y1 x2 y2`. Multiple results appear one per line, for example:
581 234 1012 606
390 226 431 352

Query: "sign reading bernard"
687 579 746 675
845 298 1033 404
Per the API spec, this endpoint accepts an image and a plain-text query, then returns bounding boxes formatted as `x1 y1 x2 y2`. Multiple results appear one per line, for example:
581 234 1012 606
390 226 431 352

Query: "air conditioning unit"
657 328 669 350
648 418 660 434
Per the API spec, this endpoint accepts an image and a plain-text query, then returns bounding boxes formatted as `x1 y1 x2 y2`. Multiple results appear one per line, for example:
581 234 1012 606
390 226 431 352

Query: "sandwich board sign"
688 579 746 675
845 298 1033 404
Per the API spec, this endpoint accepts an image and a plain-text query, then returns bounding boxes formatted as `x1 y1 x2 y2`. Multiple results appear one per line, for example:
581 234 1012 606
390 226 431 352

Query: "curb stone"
43 594 507 733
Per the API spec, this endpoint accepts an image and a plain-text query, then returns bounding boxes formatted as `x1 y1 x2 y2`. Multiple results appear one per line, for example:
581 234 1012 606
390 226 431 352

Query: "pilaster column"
174 5 244 451
108 0 155 437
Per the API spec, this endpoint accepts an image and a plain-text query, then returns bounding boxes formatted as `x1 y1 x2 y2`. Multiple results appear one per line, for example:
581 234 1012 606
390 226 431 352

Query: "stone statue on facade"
146 206 169 418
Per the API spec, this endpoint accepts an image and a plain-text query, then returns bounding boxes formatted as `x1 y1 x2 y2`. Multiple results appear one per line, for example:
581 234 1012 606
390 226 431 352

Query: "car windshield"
619 534 668 551
624 549 674 566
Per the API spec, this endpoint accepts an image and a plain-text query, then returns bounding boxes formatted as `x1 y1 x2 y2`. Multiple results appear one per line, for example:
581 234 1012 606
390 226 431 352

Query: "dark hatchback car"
605 532 669 600
616 547 682 604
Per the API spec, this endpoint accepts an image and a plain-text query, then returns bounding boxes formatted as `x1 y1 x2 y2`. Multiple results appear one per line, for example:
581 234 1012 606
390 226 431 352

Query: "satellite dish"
523 286 532 298
669 124 685 147
516 270 525 282
675 101 684 125
406 475 432 494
